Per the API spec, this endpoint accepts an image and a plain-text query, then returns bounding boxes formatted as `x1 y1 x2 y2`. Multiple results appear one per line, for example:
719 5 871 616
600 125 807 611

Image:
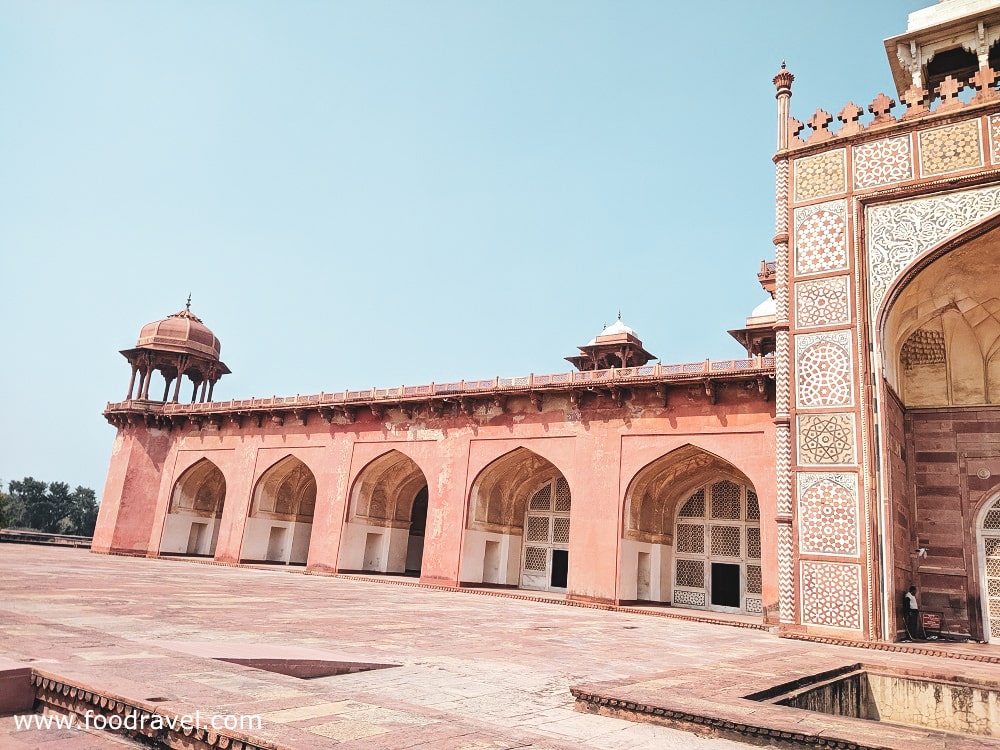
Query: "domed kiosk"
121 298 231 403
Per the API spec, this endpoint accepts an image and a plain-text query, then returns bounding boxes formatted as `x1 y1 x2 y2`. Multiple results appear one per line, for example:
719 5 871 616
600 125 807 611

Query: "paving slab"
0 545 998 748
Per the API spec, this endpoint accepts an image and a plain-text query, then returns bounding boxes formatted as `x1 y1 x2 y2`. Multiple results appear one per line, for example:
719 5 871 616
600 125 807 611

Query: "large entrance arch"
460 448 572 592
339 450 429 574
621 446 761 614
159 458 226 556
240 455 316 564
879 222 1000 638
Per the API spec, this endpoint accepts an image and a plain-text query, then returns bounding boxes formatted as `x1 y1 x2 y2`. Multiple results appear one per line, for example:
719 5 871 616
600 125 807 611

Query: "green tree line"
0 478 100 536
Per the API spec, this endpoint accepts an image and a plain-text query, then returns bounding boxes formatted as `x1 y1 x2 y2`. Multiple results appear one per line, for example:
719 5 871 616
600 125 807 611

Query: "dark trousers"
905 609 920 637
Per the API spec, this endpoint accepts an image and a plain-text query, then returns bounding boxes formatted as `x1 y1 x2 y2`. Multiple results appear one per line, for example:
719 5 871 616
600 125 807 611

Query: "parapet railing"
0 529 93 548
785 65 1000 149
105 356 775 413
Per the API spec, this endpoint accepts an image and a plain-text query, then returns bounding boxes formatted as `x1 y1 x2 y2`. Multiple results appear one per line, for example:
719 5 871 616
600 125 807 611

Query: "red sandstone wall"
92 426 173 555
95 384 777 617
907 406 1000 639
881 384 912 637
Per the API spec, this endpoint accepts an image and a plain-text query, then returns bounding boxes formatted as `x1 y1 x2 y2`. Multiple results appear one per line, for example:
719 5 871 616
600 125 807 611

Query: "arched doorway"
159 459 226 556
672 480 760 613
339 451 429 575
461 448 572 592
241 456 316 564
621 446 760 614
879 222 1000 638
978 494 1000 643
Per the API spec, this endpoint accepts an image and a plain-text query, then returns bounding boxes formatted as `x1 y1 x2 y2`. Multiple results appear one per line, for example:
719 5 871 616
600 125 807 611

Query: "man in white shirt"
903 585 920 640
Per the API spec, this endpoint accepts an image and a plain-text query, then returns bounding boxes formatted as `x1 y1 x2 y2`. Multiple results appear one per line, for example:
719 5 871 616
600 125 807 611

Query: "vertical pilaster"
773 63 796 624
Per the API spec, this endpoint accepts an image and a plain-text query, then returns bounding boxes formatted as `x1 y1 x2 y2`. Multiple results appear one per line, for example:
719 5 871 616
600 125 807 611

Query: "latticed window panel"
676 524 705 554
554 477 571 513
526 516 549 543
747 527 761 559
986 507 1000 530
989 579 1000 597
745 597 763 614
679 489 705 518
989 558 1000 578
711 481 741 520
747 564 762 594
987 537 1000 557
710 525 742 557
746 490 760 521
524 546 547 571
529 484 551 512
552 517 570 545
674 590 706 607
675 559 705 588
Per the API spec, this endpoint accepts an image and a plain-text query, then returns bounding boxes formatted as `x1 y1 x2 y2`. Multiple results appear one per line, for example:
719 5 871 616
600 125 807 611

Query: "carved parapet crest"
836 103 864 136
900 84 930 119
936 75 964 112
805 109 834 143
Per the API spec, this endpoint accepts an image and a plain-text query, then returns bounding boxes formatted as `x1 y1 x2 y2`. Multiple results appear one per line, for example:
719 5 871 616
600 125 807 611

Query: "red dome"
136 308 221 359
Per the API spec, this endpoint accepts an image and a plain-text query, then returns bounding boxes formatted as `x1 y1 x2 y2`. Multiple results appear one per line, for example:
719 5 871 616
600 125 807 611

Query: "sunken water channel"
748 664 1000 738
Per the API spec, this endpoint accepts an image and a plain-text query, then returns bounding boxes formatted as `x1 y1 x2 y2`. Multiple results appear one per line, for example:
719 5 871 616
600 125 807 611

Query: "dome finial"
617 309 622 321
186 293 192 312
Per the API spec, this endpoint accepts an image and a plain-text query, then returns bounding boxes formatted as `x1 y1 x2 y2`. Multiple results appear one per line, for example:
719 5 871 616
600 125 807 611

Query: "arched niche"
460 448 572 592
883 225 1000 407
240 455 317 565
159 458 226 556
338 450 429 575
620 446 760 614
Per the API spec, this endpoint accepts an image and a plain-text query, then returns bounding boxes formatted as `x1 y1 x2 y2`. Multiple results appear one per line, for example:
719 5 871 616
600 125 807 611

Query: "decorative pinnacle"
773 61 795 93
617 310 622 320
186 293 192 311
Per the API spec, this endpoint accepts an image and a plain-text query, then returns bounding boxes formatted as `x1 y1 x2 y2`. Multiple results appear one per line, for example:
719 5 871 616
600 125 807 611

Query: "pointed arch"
881 219 1000 406
159 458 226 556
241 455 317 564
461 447 572 592
874 210 1000 639
620 445 760 614
623 445 753 542
338 450 430 574
468 447 565 534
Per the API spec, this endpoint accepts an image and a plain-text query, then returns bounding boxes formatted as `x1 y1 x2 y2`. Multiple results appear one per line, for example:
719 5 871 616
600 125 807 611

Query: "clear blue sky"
0 1 925 495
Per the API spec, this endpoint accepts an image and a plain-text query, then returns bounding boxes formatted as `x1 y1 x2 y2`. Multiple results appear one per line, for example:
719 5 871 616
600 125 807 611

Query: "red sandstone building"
94 0 1000 645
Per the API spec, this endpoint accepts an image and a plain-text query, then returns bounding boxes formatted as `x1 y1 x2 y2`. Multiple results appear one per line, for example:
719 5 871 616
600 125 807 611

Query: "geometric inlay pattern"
795 276 850 328
853 135 912 189
800 560 862 630
865 185 1000 315
991 115 1000 165
794 149 847 203
795 330 854 408
918 119 983 177
777 423 793 516
674 590 707 607
746 596 763 614
797 473 859 555
778 523 794 623
794 201 848 276
797 413 856 465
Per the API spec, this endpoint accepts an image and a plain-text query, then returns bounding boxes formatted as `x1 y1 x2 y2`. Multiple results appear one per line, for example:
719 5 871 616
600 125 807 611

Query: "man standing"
903 585 920 640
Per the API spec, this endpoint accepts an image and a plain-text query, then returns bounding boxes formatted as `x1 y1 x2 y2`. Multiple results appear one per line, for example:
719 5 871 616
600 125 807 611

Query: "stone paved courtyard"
0 546 996 749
